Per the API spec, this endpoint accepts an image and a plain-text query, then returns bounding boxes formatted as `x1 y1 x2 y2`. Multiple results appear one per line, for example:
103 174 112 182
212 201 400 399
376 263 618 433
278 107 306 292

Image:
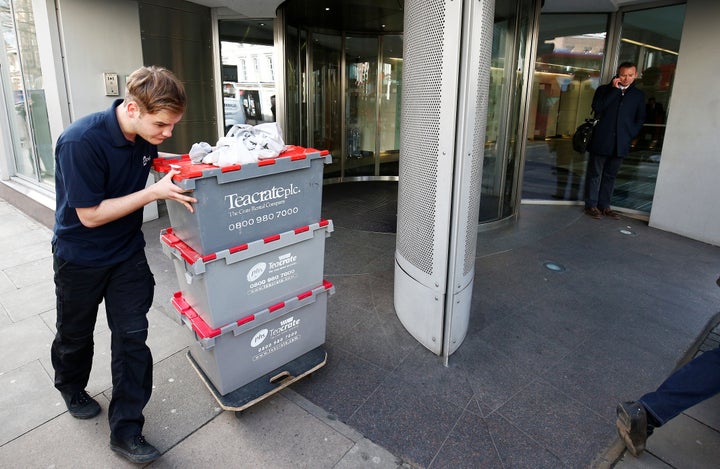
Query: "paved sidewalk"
0 189 719 468
607 317 720 469
0 196 407 468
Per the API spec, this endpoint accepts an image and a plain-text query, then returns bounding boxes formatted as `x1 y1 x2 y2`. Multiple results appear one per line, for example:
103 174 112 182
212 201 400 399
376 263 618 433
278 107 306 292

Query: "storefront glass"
0 0 54 187
344 36 377 177
521 3 685 215
280 0 403 180
378 35 402 177
612 3 685 212
479 0 536 222
522 13 608 203
310 33 341 176
218 20 277 136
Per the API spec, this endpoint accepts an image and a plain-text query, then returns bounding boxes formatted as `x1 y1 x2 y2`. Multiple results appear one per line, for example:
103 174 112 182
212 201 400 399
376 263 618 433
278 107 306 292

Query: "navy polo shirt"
52 99 157 266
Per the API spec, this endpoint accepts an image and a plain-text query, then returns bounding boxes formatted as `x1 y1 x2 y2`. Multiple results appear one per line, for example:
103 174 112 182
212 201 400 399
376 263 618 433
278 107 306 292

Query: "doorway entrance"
521 3 686 215
279 0 404 181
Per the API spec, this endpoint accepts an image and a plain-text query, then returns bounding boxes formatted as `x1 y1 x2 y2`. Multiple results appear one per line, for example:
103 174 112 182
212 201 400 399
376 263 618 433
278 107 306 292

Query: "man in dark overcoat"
584 62 646 219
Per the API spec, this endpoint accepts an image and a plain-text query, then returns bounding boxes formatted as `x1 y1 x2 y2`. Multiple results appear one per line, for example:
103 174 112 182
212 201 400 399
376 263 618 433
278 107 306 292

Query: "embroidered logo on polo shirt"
143 155 152 166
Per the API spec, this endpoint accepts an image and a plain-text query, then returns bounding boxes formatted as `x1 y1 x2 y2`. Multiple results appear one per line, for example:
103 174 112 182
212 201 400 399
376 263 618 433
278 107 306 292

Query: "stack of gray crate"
155 148 334 395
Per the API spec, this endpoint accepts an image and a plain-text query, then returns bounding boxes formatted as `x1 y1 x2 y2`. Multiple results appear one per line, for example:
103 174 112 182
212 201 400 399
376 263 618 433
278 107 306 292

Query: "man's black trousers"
51 249 155 440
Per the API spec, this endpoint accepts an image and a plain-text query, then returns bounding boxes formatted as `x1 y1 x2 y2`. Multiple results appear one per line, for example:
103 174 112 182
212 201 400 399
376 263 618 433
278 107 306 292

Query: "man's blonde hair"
125 66 186 115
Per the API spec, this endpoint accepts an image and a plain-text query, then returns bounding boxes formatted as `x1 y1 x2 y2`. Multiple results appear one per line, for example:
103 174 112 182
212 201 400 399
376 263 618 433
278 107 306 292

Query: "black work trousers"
51 249 155 440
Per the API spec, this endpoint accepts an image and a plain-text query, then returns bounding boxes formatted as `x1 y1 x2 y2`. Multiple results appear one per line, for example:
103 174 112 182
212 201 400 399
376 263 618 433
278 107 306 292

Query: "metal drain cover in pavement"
543 261 566 272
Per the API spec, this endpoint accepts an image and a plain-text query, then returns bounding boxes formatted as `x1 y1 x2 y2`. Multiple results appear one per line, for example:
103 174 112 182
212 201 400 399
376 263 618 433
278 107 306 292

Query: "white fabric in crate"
202 122 285 166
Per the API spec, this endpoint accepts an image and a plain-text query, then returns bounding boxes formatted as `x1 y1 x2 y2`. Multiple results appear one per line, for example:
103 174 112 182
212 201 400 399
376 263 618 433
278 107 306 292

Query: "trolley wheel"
234 410 244 418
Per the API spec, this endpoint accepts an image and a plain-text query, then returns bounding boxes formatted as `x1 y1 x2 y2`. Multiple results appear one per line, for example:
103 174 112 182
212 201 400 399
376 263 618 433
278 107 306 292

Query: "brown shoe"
602 208 621 219
616 401 648 457
584 207 601 219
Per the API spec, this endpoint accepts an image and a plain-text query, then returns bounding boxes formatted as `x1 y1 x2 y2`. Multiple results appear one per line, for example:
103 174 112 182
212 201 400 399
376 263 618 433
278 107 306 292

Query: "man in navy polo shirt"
51 66 196 463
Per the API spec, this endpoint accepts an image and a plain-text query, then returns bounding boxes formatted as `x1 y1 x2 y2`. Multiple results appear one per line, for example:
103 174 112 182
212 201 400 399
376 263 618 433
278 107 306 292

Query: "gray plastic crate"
172 282 334 396
161 220 333 330
154 147 331 255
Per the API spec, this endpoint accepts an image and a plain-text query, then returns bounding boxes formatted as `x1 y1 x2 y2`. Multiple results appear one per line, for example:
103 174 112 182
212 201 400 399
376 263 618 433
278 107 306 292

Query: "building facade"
0 0 718 353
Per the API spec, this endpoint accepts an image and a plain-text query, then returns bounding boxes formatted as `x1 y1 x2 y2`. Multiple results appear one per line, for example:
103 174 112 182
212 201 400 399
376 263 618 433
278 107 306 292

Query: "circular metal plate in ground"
543 261 566 272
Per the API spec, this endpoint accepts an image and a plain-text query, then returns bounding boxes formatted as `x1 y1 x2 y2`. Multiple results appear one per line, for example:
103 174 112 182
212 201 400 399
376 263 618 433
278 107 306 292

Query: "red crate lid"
151 146 329 182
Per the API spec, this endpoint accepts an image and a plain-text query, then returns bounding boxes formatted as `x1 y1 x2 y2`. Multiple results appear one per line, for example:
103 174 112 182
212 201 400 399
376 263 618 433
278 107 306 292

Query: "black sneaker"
110 434 161 463
61 390 101 419
616 401 648 456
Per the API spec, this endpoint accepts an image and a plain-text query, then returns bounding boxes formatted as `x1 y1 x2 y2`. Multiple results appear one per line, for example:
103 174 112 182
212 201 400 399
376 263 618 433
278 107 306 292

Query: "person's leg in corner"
617 347 720 456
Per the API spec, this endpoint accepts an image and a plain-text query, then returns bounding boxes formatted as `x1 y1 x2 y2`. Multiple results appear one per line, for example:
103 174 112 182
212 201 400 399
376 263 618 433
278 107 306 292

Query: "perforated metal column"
394 0 494 360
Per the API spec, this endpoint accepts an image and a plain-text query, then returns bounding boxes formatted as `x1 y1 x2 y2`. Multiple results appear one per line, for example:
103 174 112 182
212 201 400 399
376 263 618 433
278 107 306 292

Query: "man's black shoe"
61 390 101 419
110 434 161 463
616 401 648 456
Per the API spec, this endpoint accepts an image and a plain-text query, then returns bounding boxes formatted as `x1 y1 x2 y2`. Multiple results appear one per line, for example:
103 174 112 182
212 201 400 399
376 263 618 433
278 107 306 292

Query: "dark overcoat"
587 82 646 157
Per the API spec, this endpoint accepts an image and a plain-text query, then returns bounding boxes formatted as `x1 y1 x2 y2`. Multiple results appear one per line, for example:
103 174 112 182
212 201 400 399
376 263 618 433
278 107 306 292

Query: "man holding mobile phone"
583 62 646 220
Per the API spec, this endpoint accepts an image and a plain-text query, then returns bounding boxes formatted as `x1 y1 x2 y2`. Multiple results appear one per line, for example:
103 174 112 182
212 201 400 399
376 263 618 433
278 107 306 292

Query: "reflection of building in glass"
550 34 605 55
1 0 54 184
221 42 276 124
530 34 606 140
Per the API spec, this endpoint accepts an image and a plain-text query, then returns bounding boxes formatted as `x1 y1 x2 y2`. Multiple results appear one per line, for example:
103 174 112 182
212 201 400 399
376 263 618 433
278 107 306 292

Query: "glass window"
284 25 307 147
267 55 274 81
219 20 276 133
378 35 402 176
612 4 685 212
0 0 54 186
280 0 402 180
310 33 341 176
344 36 378 177
479 0 535 222
521 13 608 203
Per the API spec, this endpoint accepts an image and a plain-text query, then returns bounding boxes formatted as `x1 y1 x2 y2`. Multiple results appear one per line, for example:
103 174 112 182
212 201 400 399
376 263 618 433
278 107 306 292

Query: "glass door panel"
344 36 377 177
500 0 533 220
378 35 402 176
612 4 685 212
284 25 307 147
522 13 608 202
480 0 535 222
311 33 341 177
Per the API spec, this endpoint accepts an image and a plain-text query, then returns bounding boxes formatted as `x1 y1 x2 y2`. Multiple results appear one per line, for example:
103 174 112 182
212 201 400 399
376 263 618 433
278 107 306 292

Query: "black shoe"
61 390 101 419
110 434 161 463
616 401 648 456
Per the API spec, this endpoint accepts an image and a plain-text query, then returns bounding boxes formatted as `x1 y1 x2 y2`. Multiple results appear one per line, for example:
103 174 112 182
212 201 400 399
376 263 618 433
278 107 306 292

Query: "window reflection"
281 0 403 180
219 20 277 135
311 33 341 176
1 0 54 186
480 0 535 222
345 36 377 177
612 4 685 212
378 35 402 176
522 5 686 215
522 13 607 204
